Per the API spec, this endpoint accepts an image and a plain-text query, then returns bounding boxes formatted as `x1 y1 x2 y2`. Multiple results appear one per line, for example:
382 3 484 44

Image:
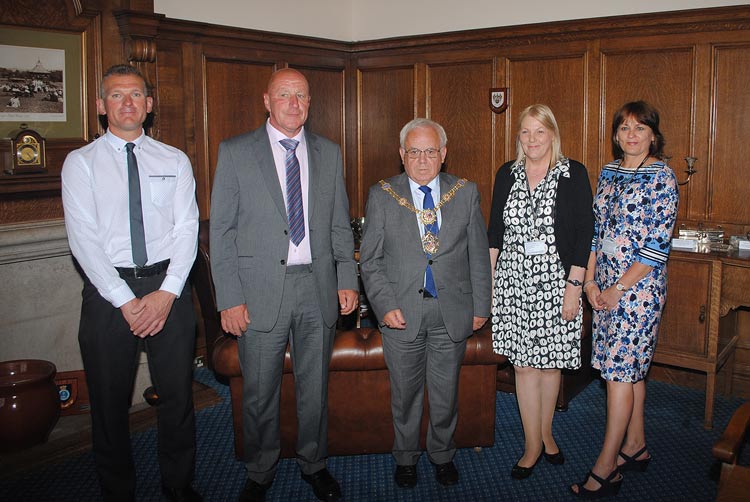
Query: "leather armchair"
192 220 506 459
712 402 750 501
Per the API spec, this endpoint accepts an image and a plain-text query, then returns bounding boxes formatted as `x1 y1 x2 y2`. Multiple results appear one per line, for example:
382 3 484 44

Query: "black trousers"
78 270 196 501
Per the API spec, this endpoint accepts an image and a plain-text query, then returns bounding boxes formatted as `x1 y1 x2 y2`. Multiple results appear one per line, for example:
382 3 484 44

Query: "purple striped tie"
280 139 305 246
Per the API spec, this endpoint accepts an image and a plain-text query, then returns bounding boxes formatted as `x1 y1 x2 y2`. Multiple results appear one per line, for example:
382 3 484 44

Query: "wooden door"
657 254 718 362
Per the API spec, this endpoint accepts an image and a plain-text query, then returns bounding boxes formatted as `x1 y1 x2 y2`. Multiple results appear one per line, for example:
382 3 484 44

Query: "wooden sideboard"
655 249 750 429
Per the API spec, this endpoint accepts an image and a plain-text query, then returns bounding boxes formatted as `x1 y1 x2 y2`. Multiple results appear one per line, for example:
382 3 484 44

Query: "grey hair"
100 64 149 98
399 118 447 149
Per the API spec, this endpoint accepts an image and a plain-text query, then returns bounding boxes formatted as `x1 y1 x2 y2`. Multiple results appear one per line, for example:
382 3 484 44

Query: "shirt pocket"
148 175 176 207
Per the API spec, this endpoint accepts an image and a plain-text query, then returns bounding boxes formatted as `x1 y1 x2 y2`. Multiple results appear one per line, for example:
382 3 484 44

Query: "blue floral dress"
590 160 679 382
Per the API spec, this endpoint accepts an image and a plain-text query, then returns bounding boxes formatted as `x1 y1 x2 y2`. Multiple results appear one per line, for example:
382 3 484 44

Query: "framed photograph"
0 27 84 139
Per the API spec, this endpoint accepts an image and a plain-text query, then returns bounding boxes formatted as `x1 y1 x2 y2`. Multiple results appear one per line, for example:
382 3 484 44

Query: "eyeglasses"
405 148 440 159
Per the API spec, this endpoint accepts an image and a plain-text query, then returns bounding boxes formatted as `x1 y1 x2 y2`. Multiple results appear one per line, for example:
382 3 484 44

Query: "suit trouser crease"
382 297 466 466
238 269 332 484
78 271 196 500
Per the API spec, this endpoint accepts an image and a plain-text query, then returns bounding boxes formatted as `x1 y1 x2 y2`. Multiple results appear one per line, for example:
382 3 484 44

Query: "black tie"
126 142 148 267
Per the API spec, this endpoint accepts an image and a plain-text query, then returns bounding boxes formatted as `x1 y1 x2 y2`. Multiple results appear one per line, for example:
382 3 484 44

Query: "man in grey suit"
209 68 358 502
359 118 491 489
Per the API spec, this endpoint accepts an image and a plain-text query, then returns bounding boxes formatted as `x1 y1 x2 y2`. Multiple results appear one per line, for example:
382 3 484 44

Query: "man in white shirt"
62 64 200 502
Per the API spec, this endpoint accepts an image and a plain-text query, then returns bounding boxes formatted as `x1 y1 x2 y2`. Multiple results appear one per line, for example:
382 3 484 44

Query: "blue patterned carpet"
2 367 745 501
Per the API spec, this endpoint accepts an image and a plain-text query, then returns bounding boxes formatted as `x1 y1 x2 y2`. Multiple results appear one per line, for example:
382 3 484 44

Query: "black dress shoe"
238 479 272 502
161 484 202 502
301 468 342 502
434 461 459 486
394 464 418 488
511 452 543 480
543 448 565 465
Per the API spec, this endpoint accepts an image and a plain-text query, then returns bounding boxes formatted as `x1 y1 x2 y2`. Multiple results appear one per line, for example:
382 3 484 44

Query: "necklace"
606 155 649 228
525 163 552 239
379 178 467 254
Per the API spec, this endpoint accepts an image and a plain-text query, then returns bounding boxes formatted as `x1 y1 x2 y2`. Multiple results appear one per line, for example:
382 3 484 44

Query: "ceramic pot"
0 359 60 452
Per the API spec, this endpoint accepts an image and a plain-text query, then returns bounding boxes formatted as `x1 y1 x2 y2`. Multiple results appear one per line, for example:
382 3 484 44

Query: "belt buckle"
133 266 147 279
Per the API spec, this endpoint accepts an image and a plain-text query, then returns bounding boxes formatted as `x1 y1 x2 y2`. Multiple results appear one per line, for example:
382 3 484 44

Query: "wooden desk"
655 248 750 429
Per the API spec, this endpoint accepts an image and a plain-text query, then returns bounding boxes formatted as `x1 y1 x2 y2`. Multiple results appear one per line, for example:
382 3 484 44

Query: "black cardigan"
487 159 594 275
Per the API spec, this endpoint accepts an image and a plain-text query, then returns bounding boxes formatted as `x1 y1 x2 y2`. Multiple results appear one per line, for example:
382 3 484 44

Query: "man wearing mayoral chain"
359 118 491 489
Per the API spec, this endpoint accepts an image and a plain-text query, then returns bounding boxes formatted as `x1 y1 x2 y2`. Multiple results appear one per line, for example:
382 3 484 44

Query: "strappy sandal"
618 445 651 472
570 469 623 499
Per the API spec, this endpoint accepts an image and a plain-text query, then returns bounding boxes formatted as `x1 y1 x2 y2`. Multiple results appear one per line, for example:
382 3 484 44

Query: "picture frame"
0 27 85 139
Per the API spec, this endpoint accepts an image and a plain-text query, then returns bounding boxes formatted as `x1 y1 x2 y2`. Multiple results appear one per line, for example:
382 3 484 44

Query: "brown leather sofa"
192 220 506 459
495 306 594 411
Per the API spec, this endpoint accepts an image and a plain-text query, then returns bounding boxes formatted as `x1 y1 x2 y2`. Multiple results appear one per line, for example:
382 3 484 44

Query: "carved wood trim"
353 6 750 53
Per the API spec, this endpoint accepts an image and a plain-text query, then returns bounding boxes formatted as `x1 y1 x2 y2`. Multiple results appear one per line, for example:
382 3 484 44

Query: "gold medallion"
422 232 439 255
378 177 468 256
420 208 437 226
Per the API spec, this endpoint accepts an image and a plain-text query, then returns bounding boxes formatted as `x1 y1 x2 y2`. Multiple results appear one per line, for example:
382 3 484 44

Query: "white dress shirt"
266 120 313 265
62 130 199 308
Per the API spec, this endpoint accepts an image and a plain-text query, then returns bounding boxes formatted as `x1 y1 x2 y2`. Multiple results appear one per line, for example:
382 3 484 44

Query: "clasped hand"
121 290 176 338
584 283 623 312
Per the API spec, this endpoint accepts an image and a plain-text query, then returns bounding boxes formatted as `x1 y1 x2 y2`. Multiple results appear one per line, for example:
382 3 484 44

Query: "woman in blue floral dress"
571 101 678 498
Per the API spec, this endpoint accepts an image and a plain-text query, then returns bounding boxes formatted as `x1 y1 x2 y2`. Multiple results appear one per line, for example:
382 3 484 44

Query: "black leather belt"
116 259 170 279
423 289 435 298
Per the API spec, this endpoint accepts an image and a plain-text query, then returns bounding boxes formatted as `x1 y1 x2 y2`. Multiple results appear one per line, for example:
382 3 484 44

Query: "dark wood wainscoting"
3 1 750 397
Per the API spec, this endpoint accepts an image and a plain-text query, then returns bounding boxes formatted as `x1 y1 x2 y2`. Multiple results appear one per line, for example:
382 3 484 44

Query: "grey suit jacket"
359 172 492 342
209 125 358 332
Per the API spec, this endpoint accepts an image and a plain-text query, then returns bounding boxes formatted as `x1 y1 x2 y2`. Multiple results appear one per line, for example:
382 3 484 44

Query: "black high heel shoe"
570 469 623 499
618 446 651 472
511 452 542 480
543 447 565 465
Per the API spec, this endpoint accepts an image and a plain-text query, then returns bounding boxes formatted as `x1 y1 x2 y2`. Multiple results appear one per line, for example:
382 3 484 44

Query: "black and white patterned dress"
491 159 582 369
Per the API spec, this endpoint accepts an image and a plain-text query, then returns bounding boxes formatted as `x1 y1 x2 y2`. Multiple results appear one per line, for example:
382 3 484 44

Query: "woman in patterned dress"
571 101 678 498
489 104 593 480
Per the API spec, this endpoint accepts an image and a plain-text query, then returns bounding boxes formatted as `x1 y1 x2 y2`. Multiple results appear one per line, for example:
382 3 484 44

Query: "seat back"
190 220 224 371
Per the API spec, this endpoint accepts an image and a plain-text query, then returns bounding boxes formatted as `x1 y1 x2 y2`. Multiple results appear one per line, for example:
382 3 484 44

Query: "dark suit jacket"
209 125 358 331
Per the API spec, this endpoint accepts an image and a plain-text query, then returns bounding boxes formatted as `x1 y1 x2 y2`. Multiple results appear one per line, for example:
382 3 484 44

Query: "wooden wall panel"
203 60 274 201
507 54 588 171
294 66 345 152
155 40 190 157
428 61 495 219
710 45 750 226
357 67 414 215
601 45 695 221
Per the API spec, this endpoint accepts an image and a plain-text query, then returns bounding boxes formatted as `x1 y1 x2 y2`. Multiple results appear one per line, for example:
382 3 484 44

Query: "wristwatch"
566 279 583 286
615 281 628 291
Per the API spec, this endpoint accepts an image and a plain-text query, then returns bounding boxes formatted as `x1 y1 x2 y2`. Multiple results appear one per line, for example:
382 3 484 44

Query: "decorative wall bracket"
678 156 698 186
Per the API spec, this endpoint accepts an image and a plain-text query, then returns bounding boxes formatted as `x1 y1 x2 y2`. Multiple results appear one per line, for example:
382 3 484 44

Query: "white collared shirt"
62 130 199 308
266 120 312 265
408 175 442 237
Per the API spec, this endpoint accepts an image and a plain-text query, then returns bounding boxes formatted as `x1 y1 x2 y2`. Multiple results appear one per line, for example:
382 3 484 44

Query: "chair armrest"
211 334 241 378
464 324 508 366
713 402 750 464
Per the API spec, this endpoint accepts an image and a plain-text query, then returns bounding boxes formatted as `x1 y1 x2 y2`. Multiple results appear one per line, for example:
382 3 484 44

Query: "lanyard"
606 156 648 229
525 166 551 238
